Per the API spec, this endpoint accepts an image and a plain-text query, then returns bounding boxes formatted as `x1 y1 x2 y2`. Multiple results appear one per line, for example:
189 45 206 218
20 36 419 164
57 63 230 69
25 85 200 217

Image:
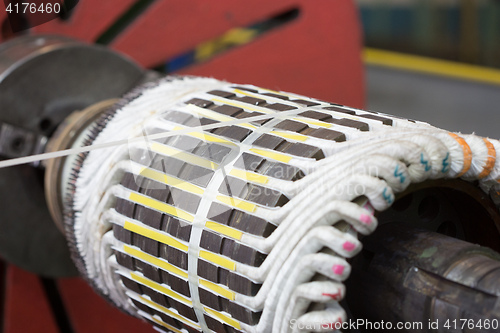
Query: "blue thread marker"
420 153 431 172
394 165 406 183
442 153 450 173
382 188 394 204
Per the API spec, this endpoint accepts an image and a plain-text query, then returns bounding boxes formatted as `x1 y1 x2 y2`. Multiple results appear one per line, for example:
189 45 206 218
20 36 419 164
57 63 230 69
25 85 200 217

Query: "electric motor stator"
45 76 500 333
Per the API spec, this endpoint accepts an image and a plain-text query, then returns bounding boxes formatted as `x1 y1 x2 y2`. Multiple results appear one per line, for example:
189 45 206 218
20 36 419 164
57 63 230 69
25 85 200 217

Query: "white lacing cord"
286 281 346 333
238 126 500 331
268 135 499 332
243 175 395 331
65 77 500 333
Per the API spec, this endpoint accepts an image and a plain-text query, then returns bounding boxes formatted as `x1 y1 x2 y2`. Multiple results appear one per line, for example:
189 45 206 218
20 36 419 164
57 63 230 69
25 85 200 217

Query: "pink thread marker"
360 214 372 225
332 264 344 275
343 241 356 251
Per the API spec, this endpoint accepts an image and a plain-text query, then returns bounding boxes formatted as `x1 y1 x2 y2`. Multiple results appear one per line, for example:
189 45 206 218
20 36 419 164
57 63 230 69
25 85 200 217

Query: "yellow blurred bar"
364 48 500 86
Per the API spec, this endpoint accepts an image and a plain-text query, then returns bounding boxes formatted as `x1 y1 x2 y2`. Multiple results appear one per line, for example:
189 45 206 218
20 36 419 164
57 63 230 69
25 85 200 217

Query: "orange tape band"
479 139 496 179
449 133 472 177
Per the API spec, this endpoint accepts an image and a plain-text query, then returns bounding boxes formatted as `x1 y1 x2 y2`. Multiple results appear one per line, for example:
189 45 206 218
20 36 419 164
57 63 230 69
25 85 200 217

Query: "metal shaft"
347 223 500 332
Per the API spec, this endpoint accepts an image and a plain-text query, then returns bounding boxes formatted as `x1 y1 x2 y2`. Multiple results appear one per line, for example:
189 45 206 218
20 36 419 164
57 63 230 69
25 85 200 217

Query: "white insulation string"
0 107 307 169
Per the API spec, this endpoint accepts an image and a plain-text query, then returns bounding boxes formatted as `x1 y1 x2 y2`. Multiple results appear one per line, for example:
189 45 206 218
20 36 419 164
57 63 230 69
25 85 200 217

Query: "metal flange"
0 35 145 277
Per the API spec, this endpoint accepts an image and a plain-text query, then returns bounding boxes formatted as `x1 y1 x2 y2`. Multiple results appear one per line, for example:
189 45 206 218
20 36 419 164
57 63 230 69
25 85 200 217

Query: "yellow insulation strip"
204 307 241 330
186 104 256 130
294 117 332 128
271 130 308 142
229 168 268 184
186 104 232 122
128 192 194 223
151 317 184 333
199 279 235 300
150 142 218 169
124 220 189 252
211 97 271 113
131 272 192 305
216 195 257 212
139 296 201 330
138 167 204 195
168 126 234 144
123 245 188 279
205 221 243 240
199 250 236 271
249 148 292 163
189 130 234 144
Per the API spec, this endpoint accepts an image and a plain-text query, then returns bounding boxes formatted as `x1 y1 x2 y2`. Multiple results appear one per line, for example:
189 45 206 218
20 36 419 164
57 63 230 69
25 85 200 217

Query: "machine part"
44 99 119 233
0 122 47 161
0 35 146 277
377 179 500 251
49 75 500 333
347 224 500 333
